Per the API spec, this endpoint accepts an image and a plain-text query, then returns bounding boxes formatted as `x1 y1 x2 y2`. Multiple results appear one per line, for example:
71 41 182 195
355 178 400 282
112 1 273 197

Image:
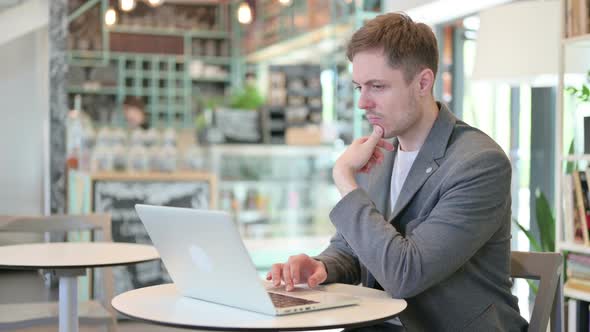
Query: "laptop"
135 204 360 316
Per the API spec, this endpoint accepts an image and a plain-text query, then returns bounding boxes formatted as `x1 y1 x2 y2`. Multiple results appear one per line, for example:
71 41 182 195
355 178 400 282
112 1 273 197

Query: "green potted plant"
216 83 266 143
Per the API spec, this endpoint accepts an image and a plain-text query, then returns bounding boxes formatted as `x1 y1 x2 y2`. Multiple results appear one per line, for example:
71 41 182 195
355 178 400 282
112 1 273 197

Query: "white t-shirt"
390 148 420 215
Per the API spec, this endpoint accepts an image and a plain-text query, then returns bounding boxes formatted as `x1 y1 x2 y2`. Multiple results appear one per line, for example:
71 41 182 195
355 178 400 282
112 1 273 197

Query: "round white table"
112 282 407 331
0 242 159 332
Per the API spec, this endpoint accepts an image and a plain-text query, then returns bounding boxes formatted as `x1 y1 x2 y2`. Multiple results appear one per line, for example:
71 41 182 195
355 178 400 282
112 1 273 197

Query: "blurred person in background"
123 96 149 130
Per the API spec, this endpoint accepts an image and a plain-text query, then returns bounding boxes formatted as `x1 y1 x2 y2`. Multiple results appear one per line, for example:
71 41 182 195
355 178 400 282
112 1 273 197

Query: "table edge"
0 257 159 270
112 283 406 331
113 306 401 331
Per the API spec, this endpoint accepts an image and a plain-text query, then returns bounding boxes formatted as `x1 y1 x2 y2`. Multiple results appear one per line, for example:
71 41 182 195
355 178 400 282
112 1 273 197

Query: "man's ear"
417 68 435 96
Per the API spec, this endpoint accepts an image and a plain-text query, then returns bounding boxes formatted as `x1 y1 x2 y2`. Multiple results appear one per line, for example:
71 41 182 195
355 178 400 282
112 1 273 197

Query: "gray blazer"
316 104 528 331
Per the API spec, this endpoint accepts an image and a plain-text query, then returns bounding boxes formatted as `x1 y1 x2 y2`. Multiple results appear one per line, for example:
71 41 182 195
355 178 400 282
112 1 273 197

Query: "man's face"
352 49 421 140
124 105 145 129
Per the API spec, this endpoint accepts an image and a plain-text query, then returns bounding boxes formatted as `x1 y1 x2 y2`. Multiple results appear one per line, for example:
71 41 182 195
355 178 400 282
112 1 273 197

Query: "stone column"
49 0 68 214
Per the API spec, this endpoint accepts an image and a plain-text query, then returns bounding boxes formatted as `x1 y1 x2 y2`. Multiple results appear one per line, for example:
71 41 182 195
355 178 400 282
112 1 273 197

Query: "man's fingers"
282 264 294 291
373 149 384 163
376 139 395 151
369 155 378 166
290 262 301 284
357 132 393 151
308 263 327 288
271 264 283 287
357 137 369 144
308 275 319 288
364 160 376 173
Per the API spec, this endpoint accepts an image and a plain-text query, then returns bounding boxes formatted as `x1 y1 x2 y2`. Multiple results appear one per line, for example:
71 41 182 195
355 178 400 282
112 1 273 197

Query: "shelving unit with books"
556 1 590 328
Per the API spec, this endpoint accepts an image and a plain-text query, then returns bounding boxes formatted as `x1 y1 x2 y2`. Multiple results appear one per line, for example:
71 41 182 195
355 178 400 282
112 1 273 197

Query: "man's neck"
397 99 439 152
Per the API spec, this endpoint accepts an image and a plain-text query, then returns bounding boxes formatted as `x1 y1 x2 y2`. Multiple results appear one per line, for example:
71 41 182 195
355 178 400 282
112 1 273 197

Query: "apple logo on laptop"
189 245 213 273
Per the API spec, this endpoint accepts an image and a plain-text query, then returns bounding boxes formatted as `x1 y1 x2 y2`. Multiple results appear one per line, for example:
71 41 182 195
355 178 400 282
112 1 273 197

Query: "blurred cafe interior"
1 0 590 330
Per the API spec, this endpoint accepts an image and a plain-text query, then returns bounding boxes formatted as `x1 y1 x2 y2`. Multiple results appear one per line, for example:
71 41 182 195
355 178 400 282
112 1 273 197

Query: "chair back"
511 251 563 332
0 214 112 241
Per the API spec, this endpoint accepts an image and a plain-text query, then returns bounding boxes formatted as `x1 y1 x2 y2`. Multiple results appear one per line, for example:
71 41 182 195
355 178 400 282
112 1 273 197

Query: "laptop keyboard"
268 292 319 308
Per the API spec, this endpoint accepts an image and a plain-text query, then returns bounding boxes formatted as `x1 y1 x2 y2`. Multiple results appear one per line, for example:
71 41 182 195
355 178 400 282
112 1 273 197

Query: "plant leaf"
512 218 541 252
566 86 578 96
566 140 576 174
535 189 555 252
527 279 538 294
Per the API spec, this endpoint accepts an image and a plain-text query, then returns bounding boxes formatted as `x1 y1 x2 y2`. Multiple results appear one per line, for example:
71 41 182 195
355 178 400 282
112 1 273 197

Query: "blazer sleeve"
314 172 368 285
314 232 361 285
327 148 511 298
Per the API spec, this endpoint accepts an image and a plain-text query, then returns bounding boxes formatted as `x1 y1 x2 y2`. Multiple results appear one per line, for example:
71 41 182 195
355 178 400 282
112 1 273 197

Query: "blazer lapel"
368 138 397 219
364 139 396 289
389 103 457 222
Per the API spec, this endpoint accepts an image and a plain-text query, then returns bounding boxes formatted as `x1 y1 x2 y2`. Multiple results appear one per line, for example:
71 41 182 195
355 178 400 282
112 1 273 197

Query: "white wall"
385 0 513 25
0 27 49 215
0 0 49 47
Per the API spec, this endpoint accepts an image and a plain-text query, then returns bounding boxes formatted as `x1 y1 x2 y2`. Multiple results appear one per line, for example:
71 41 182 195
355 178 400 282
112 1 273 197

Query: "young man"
267 13 528 331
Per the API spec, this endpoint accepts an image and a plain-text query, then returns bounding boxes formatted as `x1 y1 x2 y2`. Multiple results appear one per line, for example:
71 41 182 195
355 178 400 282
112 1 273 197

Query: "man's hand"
266 254 327 291
333 125 395 196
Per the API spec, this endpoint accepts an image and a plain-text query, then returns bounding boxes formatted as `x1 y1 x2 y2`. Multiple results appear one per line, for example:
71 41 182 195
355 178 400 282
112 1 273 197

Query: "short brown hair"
347 13 438 84
123 96 145 110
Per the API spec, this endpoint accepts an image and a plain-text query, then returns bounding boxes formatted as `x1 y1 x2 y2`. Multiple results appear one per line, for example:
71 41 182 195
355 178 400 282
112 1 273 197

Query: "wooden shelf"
88 171 215 182
563 33 590 47
109 26 228 39
191 56 232 65
558 242 590 254
564 286 590 302
191 77 230 83
219 179 331 187
67 86 118 95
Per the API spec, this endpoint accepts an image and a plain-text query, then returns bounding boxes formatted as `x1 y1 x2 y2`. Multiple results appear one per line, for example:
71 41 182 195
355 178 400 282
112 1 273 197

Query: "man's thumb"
308 264 327 288
367 125 383 145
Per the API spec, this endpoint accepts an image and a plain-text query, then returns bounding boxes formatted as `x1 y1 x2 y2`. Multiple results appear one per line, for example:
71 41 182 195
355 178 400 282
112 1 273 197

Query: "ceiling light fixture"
105 7 117 26
146 0 164 7
119 0 136 12
237 2 252 24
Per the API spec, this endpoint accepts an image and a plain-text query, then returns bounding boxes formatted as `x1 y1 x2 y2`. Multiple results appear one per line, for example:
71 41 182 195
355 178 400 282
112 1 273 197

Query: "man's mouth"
366 115 381 124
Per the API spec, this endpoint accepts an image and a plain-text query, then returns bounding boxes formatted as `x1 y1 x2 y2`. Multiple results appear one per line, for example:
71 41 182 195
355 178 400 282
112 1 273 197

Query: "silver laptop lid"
135 204 276 315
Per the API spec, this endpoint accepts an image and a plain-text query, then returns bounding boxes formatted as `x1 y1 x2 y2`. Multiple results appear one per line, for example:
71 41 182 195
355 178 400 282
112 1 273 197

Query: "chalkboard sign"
92 177 214 296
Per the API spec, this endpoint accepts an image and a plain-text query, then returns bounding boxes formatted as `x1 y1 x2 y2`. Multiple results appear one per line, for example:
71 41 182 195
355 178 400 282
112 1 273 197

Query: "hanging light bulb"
119 0 136 12
105 7 117 26
278 0 292 6
237 2 252 24
145 0 164 7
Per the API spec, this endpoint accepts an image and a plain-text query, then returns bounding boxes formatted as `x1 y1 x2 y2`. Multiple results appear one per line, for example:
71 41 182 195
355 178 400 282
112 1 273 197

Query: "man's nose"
358 91 375 110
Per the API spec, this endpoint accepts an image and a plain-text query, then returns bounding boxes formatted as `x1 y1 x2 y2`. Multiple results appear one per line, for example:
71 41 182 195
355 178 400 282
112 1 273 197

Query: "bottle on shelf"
66 94 95 171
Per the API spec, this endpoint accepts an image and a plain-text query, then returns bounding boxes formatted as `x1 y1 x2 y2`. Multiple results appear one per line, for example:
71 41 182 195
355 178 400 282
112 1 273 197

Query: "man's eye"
372 85 384 90
353 85 361 91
